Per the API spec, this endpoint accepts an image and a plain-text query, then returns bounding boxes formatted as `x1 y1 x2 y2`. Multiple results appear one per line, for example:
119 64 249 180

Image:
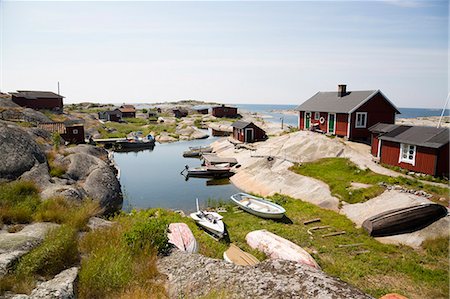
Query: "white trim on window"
355 112 367 128
314 112 320 120
399 143 416 166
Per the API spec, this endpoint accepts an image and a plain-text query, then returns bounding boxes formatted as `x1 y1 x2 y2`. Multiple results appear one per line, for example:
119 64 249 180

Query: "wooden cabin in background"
173 108 188 118
98 109 122 122
37 122 85 144
10 90 64 113
295 85 399 142
119 105 136 118
369 123 449 177
212 104 238 118
232 121 266 143
193 105 211 115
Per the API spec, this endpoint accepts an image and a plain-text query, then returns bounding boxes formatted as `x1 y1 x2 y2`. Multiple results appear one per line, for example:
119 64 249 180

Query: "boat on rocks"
182 146 213 158
167 223 198 253
190 199 226 239
246 229 320 269
223 244 259 266
362 203 448 237
230 192 286 219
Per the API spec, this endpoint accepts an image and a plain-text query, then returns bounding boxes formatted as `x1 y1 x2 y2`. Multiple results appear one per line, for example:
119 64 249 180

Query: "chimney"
338 84 347 97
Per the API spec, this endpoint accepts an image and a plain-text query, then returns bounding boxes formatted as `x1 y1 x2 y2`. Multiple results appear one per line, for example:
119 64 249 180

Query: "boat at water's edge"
230 192 286 219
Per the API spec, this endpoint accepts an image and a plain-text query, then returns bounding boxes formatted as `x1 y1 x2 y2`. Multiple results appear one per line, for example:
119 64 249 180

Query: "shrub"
16 225 78 278
123 217 169 254
51 132 61 150
142 108 148 114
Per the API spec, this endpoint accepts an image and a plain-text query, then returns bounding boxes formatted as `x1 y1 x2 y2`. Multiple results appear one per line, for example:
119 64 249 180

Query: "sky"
0 0 448 108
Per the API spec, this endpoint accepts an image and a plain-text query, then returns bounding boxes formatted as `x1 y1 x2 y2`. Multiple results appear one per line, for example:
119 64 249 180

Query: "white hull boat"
230 193 286 219
246 230 320 269
190 198 225 239
167 223 198 253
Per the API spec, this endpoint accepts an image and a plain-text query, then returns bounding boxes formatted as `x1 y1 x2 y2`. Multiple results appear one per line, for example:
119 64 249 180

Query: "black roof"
373 123 449 148
295 90 399 114
231 120 252 129
10 90 64 99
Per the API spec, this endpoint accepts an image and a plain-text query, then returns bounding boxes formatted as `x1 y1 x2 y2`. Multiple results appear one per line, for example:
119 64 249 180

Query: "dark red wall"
12 96 63 111
212 106 238 118
62 125 85 144
336 113 348 136
299 111 304 130
436 144 449 177
371 134 379 156
350 93 396 140
233 123 266 143
122 112 136 118
380 140 438 175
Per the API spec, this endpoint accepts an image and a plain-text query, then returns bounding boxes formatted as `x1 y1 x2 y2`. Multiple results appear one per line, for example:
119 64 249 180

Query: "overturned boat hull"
168 223 198 253
223 244 259 266
362 203 448 237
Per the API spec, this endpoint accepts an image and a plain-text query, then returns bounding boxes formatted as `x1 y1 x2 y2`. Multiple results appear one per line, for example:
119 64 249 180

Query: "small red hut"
232 121 267 143
212 105 238 118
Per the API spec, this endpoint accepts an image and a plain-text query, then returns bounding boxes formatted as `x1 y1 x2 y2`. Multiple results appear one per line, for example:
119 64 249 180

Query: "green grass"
98 121 176 138
290 158 449 204
192 194 448 299
0 181 41 225
381 164 449 184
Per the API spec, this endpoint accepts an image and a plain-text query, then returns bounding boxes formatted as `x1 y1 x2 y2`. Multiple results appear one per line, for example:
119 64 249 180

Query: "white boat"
167 223 198 253
185 164 233 178
230 193 286 219
246 230 320 269
189 198 225 239
223 244 259 266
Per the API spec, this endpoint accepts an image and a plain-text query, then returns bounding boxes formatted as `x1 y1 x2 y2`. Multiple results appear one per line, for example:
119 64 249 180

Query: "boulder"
0 125 47 180
156 132 177 143
63 145 108 160
21 108 52 124
83 166 123 214
20 163 51 190
64 153 103 181
158 251 373 299
29 267 79 299
87 217 113 231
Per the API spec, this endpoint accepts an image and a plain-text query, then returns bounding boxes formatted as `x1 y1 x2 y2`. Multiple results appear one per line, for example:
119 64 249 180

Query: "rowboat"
230 193 286 219
246 229 320 269
362 203 448 237
184 164 233 178
114 134 155 151
223 244 259 266
182 146 213 158
167 223 198 253
190 198 226 239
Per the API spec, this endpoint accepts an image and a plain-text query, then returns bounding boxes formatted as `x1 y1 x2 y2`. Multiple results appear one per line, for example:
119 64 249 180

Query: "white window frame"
355 112 367 128
399 143 416 166
314 112 320 120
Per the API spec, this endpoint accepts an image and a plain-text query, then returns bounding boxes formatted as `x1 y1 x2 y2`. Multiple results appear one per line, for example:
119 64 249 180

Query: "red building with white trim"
369 123 449 177
295 85 399 142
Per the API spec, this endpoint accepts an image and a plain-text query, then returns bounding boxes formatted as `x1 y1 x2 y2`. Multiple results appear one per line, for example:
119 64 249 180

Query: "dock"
202 154 238 166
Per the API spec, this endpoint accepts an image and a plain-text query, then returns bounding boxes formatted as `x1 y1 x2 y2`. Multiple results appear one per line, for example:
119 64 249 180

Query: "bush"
123 217 169 254
16 225 78 278
51 132 61 150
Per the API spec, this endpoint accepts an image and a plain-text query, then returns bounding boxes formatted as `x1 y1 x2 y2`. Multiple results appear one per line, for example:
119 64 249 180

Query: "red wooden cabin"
37 122 85 144
119 105 136 118
212 105 238 118
295 85 399 142
232 121 267 143
10 90 64 113
369 123 449 177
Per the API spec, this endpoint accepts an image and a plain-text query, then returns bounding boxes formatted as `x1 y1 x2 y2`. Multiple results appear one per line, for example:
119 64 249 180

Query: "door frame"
327 113 336 134
304 112 311 130
244 128 254 143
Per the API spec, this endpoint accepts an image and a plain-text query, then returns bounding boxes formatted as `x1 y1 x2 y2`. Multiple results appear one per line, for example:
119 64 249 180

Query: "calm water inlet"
113 137 240 212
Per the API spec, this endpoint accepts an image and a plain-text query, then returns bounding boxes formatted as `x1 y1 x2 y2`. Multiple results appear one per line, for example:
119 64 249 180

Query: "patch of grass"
0 274 36 295
422 236 449 257
0 181 41 225
382 164 449 184
78 211 168 299
47 150 67 178
16 225 78 278
34 197 101 231
290 158 449 204
98 121 176 138
197 194 448 299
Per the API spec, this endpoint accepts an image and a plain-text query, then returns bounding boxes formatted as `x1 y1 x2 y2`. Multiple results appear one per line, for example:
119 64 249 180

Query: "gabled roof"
192 105 211 111
212 104 237 109
10 90 64 99
374 123 449 149
295 90 399 114
119 105 136 113
231 120 252 129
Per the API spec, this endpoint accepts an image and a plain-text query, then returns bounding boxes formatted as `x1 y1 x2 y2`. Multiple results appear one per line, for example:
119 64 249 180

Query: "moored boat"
114 134 155 150
362 203 448 237
246 229 320 269
167 223 198 253
230 192 286 219
182 146 213 158
190 199 226 239
223 244 259 266
184 164 233 178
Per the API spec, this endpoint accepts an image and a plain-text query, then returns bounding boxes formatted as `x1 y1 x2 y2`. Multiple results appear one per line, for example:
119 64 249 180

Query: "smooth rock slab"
158 251 373 299
29 267 79 299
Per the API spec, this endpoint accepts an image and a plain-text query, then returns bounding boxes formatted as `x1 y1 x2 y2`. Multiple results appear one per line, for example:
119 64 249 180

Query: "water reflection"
113 137 240 212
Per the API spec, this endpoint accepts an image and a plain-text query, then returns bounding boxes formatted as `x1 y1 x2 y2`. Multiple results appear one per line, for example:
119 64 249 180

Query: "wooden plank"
307 225 330 235
303 218 321 225
337 243 363 248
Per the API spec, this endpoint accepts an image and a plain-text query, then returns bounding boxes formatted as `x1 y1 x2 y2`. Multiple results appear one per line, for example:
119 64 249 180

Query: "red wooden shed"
369 123 449 177
231 121 267 143
295 85 399 142
10 90 64 113
119 105 136 118
212 105 238 118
